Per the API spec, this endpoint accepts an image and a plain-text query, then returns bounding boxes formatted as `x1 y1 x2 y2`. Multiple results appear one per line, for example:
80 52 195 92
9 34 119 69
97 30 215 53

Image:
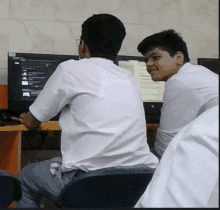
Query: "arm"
28 62 74 123
12 62 73 127
158 79 203 132
154 79 203 155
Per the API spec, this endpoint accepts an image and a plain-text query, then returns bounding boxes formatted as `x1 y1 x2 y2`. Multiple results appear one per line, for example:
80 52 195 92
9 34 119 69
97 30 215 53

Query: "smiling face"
144 48 185 82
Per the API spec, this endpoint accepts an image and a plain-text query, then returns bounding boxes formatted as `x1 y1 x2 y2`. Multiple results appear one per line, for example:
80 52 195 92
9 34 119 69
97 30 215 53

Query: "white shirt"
155 62 219 156
135 105 219 208
30 58 159 172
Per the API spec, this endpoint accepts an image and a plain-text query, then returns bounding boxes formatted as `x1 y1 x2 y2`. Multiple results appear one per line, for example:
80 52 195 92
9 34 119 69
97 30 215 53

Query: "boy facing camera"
137 29 219 159
16 14 158 207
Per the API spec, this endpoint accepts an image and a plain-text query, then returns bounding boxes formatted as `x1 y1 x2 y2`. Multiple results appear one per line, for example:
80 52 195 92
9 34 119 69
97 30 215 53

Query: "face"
144 48 184 82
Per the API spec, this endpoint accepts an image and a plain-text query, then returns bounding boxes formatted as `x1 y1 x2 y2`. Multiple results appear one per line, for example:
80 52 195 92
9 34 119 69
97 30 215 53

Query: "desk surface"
0 121 158 131
0 121 61 131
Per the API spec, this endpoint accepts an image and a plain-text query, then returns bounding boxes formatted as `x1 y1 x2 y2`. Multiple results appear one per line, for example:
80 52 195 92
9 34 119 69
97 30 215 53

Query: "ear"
79 40 90 58
175 51 185 66
81 40 87 54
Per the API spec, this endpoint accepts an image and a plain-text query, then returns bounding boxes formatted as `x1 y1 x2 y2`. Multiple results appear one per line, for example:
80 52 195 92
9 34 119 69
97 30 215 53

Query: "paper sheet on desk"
118 60 165 102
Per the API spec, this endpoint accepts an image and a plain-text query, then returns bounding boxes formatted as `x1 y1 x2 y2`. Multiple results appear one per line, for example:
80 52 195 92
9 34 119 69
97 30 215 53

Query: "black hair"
81 14 126 61
137 29 190 63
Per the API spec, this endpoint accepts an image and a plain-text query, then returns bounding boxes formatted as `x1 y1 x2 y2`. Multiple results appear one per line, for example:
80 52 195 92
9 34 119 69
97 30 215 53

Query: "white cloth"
155 62 219 156
30 58 159 173
135 105 219 208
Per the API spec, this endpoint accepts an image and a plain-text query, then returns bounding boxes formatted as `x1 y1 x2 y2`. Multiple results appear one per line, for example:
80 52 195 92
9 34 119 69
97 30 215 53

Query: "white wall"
0 0 218 84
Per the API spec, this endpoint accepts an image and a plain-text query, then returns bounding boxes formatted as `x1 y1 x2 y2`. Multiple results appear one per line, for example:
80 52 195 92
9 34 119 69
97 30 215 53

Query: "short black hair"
137 29 190 63
81 14 126 61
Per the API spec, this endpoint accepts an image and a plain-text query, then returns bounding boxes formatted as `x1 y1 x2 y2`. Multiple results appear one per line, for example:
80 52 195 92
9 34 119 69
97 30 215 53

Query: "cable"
22 131 47 164
22 150 36 163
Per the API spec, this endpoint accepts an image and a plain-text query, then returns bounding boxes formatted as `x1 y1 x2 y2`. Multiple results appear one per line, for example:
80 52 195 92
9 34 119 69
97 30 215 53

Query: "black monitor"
198 58 220 75
8 52 79 120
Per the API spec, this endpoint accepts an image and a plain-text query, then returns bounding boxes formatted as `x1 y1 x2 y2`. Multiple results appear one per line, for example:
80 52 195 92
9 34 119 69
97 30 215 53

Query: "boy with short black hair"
17 14 159 207
137 29 219 159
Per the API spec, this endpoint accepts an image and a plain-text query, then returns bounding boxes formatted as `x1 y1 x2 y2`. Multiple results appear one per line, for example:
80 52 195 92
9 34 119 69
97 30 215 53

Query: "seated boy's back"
17 14 158 208
30 57 158 172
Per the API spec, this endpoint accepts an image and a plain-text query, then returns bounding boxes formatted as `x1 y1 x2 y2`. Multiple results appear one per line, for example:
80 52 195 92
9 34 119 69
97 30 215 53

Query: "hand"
12 112 41 130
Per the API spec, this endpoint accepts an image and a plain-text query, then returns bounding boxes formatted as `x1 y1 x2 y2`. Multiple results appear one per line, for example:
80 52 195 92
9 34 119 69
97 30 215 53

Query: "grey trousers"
151 148 162 161
16 157 85 208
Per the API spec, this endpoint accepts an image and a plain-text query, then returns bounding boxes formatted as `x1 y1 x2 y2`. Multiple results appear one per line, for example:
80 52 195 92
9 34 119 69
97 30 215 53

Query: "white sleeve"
29 63 74 122
158 79 203 132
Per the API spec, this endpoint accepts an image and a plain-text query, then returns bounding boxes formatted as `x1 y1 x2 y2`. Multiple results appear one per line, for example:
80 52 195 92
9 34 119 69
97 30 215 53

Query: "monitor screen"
8 52 79 119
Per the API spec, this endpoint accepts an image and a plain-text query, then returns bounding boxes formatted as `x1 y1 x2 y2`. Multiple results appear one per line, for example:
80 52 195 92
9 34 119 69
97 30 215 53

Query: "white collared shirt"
30 58 159 172
155 62 219 156
135 105 219 208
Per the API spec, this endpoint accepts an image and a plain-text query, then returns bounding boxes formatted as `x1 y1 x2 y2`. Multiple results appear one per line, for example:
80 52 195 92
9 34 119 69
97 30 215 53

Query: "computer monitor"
198 58 220 75
8 52 79 120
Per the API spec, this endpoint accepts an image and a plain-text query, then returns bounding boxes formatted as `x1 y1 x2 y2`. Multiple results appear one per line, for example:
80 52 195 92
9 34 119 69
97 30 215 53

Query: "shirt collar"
177 62 191 74
167 62 191 81
88 57 114 64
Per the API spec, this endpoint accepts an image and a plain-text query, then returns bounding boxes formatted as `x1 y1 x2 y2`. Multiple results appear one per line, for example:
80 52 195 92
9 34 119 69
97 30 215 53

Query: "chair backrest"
58 166 155 208
0 170 22 208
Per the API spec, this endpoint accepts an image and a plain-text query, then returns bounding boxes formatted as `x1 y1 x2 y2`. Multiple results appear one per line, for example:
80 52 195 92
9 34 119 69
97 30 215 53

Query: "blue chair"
0 170 22 208
57 165 155 208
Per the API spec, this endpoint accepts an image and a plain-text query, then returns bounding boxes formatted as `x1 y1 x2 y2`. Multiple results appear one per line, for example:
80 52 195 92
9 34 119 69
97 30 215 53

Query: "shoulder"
57 59 95 75
58 59 79 70
190 105 218 132
165 76 190 94
178 106 219 148
177 62 218 81
167 63 218 90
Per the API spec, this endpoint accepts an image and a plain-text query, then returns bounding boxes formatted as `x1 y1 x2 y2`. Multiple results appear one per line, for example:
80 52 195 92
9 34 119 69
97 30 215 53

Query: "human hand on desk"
11 111 41 130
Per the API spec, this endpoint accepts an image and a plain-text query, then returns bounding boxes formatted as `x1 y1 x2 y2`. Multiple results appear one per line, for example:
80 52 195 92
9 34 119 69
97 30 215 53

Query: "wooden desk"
0 122 158 176
0 85 8 109
0 121 61 176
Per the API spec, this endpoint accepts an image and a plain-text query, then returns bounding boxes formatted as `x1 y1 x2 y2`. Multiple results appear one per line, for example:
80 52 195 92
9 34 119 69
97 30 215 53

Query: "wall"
0 0 219 85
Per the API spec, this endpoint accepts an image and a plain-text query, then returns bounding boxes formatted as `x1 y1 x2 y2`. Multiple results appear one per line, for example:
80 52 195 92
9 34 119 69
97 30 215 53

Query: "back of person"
17 14 158 208
58 57 158 172
135 105 219 207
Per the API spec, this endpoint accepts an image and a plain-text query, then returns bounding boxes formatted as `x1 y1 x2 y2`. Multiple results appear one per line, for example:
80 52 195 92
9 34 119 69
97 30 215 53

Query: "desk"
0 122 158 176
0 121 61 176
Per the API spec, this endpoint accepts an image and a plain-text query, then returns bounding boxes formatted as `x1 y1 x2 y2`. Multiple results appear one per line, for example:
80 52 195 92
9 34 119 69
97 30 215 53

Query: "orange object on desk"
0 85 8 109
